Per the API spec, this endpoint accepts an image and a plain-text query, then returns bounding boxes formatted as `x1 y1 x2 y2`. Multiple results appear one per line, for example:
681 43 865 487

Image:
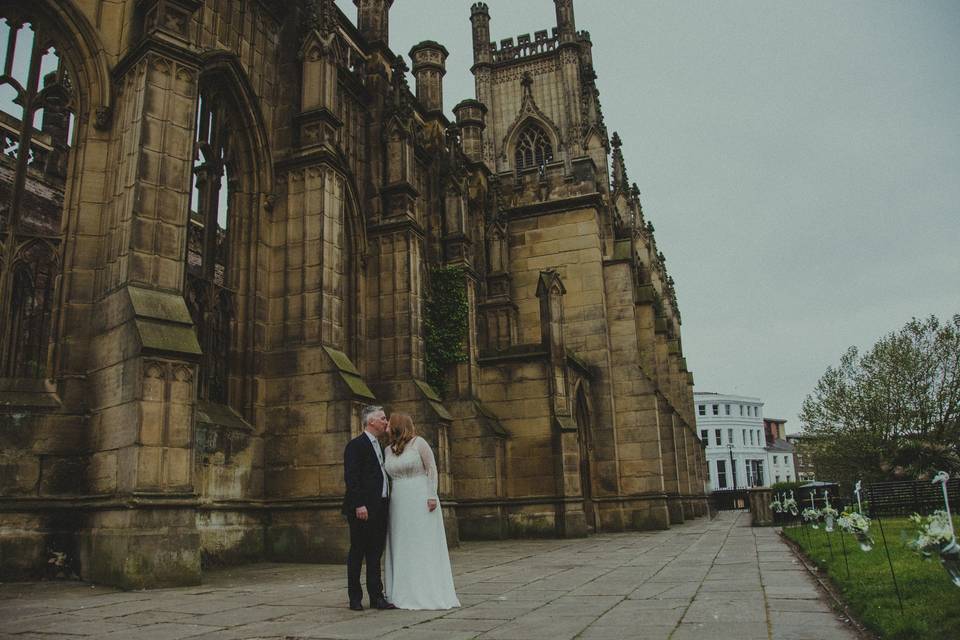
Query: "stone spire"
454 99 487 163
470 3 493 66
303 0 337 37
554 0 576 44
610 132 629 192
354 0 393 46
409 41 449 115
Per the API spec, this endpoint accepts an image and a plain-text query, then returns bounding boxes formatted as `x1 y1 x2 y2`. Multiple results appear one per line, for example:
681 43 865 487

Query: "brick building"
0 0 706 588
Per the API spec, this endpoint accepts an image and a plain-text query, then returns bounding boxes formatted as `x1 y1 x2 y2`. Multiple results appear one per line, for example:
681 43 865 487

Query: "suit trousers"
346 499 389 604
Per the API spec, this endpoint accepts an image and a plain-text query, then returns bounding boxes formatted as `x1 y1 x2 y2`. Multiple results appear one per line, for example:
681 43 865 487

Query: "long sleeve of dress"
414 437 439 499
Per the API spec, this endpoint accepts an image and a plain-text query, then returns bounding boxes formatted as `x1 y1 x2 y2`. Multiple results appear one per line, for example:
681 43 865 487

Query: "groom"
342 405 394 611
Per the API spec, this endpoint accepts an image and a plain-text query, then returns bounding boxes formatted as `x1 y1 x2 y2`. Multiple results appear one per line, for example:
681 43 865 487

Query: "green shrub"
423 266 469 399
770 481 804 495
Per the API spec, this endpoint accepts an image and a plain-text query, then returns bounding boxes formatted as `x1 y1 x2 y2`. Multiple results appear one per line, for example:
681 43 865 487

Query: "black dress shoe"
349 601 363 611
373 597 396 610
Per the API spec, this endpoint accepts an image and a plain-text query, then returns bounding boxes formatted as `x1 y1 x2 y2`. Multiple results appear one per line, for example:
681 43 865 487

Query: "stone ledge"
0 378 61 410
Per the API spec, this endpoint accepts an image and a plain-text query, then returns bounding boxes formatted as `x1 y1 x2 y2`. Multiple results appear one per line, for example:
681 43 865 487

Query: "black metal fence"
712 479 959 519
865 478 960 517
710 489 751 511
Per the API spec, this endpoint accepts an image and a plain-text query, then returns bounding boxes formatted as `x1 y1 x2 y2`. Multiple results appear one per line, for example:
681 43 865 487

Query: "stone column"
536 271 587 537
81 0 205 589
750 488 774 526
658 397 683 525
600 261 669 531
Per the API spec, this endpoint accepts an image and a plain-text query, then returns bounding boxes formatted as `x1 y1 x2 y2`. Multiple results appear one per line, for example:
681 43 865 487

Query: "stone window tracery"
0 15 73 378
187 85 236 405
514 122 553 171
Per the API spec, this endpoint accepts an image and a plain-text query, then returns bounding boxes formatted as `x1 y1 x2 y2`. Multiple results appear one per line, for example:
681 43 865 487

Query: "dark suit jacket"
342 433 387 516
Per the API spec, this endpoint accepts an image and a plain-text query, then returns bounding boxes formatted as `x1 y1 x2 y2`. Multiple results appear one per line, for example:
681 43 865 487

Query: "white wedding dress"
383 436 460 610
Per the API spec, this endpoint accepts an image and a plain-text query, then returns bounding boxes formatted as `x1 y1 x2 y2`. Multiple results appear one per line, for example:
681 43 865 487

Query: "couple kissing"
341 405 460 611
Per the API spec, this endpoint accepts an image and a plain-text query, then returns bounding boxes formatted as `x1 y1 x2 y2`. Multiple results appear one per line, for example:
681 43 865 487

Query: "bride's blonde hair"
388 413 416 455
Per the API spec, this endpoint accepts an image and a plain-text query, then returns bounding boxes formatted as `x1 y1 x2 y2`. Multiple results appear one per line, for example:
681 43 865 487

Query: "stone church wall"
0 0 708 587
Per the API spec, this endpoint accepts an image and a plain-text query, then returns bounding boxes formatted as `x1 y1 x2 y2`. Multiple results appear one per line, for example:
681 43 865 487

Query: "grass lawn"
783 516 960 640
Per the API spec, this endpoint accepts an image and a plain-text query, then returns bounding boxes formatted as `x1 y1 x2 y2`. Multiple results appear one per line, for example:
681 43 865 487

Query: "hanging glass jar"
939 540 960 587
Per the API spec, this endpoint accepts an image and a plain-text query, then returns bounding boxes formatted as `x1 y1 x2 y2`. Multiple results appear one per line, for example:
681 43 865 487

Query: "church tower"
457 0 700 538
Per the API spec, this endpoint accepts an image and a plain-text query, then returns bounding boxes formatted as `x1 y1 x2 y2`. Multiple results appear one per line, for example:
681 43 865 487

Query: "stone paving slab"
0 512 858 640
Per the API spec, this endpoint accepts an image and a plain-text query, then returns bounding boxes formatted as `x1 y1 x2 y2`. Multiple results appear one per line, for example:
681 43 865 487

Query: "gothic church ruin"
0 0 708 588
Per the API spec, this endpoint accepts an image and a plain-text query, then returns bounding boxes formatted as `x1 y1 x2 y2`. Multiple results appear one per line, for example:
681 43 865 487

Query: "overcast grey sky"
334 0 960 432
8 4 956 432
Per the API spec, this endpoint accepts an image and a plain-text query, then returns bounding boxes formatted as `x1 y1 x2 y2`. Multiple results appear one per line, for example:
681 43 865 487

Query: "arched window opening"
0 15 74 379
574 385 595 528
187 85 237 405
6 244 56 377
514 123 553 171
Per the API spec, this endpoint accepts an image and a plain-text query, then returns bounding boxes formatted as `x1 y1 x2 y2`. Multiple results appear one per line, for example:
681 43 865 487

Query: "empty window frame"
514 122 554 170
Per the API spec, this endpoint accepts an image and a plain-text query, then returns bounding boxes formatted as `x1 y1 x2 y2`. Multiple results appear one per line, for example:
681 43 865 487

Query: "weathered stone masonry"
0 0 708 588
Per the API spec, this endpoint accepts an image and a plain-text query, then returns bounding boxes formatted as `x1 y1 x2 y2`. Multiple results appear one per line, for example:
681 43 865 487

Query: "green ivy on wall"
424 266 469 398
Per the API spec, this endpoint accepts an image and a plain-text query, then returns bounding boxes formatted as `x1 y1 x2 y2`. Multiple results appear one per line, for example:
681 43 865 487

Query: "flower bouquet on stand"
838 511 874 551
821 504 839 532
770 495 783 514
802 507 822 529
782 493 799 517
908 511 960 587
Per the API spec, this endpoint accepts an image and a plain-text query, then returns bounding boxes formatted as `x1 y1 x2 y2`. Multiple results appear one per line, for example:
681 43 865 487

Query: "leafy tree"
800 314 960 488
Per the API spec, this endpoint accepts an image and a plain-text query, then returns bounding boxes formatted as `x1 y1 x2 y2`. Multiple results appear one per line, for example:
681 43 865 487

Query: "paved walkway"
0 512 857 640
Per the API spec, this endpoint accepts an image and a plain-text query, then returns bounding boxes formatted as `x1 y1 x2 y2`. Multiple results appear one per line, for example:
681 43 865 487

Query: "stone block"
89 450 118 494
156 255 183 290
0 457 40 495
164 446 192 488
139 400 164 445
89 403 137 451
458 511 508 540
265 466 319 498
31 415 87 455
266 508 349 563
197 510 265 567
454 476 498 499
39 456 87 495
136 446 162 490
80 508 201 589
505 508 558 538
166 402 193 447
87 360 136 410
668 500 686 525
157 220 183 258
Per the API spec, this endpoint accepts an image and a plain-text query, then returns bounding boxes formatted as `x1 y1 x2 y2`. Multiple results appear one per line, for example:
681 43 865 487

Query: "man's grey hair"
361 405 384 428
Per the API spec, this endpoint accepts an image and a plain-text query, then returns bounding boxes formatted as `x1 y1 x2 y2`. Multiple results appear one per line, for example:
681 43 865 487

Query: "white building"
766 439 796 485
694 392 796 491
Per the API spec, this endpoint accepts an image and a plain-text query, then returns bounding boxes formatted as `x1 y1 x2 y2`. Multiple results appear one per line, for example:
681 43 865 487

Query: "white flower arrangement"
821 504 838 532
770 497 783 513
908 511 956 557
782 496 798 516
802 507 821 526
838 511 871 535
838 511 874 551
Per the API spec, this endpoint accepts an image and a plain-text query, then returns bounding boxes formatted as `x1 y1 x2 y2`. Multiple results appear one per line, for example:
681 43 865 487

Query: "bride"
383 413 460 610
